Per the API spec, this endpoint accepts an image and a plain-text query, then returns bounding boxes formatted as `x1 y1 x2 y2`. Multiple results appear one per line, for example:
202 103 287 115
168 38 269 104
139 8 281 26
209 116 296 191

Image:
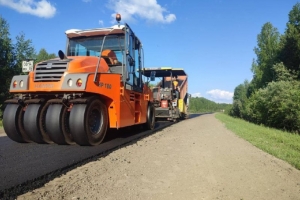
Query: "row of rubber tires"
3 98 155 146
3 98 108 146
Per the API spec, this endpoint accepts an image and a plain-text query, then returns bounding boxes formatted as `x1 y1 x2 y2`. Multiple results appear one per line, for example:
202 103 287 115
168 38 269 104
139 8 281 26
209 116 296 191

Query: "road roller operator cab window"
67 35 125 63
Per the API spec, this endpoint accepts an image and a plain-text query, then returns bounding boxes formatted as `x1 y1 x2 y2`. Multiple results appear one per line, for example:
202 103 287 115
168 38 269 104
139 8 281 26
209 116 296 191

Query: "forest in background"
188 97 231 113
229 3 300 133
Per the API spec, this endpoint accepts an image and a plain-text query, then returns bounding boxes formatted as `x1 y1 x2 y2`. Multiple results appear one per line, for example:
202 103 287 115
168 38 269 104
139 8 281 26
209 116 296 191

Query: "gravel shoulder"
0 127 5 137
17 113 300 199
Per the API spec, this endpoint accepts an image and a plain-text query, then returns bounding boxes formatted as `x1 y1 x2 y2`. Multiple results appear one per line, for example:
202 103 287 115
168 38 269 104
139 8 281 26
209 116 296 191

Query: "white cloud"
0 0 56 18
191 92 201 98
206 89 233 103
99 20 104 27
107 0 176 24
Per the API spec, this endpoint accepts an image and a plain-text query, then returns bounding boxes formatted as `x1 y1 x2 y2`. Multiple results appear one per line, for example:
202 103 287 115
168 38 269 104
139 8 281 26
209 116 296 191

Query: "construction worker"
172 76 180 99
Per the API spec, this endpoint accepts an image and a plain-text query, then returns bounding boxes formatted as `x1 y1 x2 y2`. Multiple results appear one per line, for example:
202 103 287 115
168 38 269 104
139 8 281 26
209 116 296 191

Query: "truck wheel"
24 104 50 144
3 104 31 143
144 103 155 130
69 99 108 146
46 104 74 145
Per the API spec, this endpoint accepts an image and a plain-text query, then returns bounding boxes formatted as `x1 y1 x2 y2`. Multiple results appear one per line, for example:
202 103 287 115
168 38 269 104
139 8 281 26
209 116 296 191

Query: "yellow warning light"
76 79 83 87
13 80 17 88
116 13 121 22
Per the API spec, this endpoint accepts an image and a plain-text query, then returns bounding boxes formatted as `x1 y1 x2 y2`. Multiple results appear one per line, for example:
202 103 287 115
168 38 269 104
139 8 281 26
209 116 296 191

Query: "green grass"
215 113 300 170
0 120 2 127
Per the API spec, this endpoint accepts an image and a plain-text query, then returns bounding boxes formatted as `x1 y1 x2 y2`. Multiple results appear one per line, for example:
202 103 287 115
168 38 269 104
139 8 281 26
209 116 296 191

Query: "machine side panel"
85 74 121 128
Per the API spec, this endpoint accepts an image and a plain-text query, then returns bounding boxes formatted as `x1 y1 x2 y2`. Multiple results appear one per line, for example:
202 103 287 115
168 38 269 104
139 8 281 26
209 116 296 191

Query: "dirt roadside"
15 114 300 199
0 127 5 137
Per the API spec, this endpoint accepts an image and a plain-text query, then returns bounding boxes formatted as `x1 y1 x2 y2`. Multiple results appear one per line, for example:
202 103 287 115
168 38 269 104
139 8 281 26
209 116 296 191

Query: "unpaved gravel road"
13 114 300 199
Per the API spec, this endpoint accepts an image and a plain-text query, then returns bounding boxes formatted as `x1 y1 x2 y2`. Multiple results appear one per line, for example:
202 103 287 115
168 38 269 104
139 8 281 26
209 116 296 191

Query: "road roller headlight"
13 80 17 88
67 79 73 87
19 80 24 88
76 79 82 87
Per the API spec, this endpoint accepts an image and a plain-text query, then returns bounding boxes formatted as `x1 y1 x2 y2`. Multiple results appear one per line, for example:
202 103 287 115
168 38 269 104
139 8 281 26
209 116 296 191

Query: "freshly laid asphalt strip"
0 121 174 195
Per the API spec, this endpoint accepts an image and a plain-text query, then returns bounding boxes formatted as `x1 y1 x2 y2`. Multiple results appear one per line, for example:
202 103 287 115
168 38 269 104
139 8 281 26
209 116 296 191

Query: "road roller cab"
3 14 155 146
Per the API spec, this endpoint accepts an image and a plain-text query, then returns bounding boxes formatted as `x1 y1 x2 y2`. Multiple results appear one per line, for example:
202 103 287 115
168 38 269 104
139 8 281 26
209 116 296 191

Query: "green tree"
0 16 15 116
230 80 249 118
252 22 280 89
273 62 297 82
279 3 300 76
228 2 300 133
35 48 56 64
246 81 300 132
189 97 230 113
15 32 36 74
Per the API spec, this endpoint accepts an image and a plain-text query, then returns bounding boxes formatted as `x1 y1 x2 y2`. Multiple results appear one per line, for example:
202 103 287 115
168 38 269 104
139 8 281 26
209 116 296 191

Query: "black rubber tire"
180 113 185 120
46 104 74 145
69 99 108 146
144 103 155 130
24 104 48 144
3 104 31 143
39 103 53 143
61 105 74 145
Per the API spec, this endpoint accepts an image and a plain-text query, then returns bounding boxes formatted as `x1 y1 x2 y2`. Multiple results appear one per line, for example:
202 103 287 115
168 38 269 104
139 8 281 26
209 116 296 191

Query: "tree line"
229 3 300 133
0 16 56 118
189 97 231 113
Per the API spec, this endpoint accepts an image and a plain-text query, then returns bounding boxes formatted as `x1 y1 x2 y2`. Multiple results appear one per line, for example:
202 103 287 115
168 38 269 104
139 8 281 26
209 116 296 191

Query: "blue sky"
0 0 299 103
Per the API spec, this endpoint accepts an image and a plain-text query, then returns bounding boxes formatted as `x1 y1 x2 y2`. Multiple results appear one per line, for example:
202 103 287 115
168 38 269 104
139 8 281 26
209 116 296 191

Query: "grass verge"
215 113 300 170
